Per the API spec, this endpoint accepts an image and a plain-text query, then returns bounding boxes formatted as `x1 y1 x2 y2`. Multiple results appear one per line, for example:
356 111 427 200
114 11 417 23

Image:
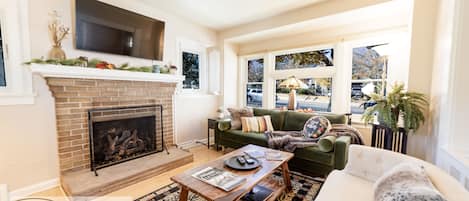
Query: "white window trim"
240 44 338 110
239 34 409 116
176 39 208 94
238 54 266 107
341 35 400 123
0 0 34 105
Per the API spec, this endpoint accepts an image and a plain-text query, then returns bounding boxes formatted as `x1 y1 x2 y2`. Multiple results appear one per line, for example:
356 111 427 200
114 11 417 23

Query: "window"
275 78 332 112
350 44 389 114
246 58 264 107
182 51 200 89
275 49 333 70
0 23 5 87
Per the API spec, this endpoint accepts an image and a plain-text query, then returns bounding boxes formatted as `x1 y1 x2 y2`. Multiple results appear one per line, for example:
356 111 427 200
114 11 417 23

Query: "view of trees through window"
275 78 332 112
275 49 333 70
182 51 200 89
351 44 389 114
246 59 264 107
0 24 5 87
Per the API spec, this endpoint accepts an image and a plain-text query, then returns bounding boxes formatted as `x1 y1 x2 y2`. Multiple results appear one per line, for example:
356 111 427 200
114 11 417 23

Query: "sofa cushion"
228 107 253 130
253 108 286 130
294 146 334 166
283 111 347 131
222 130 268 147
283 112 314 131
318 136 336 152
315 170 374 201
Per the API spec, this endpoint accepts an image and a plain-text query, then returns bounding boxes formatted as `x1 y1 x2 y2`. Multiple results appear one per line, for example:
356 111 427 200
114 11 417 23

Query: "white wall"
406 0 439 160
0 0 218 193
431 0 469 188
221 42 239 107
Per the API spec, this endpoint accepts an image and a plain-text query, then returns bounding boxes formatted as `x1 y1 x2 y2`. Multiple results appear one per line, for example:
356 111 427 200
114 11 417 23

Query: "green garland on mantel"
24 57 160 73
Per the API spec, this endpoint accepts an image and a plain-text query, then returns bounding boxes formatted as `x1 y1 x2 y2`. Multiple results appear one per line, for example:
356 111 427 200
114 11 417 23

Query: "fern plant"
362 83 428 132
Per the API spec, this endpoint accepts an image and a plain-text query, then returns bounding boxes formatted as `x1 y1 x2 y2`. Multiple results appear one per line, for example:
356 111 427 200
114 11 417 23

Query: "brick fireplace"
47 78 176 173
31 64 193 197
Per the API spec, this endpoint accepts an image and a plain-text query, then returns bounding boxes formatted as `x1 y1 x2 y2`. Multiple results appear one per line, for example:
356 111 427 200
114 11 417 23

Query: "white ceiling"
140 0 328 30
228 0 413 44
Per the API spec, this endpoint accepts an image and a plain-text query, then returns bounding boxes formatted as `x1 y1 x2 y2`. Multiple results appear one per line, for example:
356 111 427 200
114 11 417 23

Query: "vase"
48 46 66 60
170 68 177 75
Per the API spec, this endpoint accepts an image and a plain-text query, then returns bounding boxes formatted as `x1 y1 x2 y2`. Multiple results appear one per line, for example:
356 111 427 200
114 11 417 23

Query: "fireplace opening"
88 105 164 174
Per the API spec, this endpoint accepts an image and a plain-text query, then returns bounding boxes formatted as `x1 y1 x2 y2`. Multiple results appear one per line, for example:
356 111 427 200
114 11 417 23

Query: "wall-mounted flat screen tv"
75 0 165 60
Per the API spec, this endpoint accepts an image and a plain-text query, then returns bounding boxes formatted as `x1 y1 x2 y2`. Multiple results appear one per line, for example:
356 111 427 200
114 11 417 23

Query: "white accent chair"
315 145 469 201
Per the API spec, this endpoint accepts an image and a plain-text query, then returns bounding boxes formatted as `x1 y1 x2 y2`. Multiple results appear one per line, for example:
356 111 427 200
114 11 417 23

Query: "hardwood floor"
29 145 223 200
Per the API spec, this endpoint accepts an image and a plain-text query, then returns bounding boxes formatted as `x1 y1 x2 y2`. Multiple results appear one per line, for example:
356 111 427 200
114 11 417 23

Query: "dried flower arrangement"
48 11 70 60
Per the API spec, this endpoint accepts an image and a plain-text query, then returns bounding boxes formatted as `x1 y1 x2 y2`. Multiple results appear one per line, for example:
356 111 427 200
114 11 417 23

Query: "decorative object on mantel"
169 65 178 75
279 76 308 110
47 11 70 60
362 83 428 154
24 57 154 73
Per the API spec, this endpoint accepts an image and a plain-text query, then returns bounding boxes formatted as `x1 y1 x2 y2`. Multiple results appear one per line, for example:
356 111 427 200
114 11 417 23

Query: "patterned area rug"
135 171 324 201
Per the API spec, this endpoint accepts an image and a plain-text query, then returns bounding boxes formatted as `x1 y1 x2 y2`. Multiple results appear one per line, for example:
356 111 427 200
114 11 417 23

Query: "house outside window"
182 51 200 89
350 44 389 114
275 78 332 112
246 58 264 107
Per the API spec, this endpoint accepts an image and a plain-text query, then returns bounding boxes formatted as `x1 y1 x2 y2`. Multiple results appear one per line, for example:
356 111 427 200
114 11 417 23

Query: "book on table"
192 167 246 191
244 150 265 158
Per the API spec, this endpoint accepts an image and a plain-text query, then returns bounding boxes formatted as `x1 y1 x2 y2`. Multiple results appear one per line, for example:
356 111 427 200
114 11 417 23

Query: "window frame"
240 44 338 110
342 36 397 123
269 45 337 110
0 0 35 105
239 54 267 108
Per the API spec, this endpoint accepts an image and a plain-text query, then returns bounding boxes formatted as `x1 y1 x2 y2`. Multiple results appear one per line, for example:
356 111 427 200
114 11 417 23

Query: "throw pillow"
302 116 331 139
318 136 336 152
241 116 274 133
263 115 275 132
374 162 446 201
228 107 254 130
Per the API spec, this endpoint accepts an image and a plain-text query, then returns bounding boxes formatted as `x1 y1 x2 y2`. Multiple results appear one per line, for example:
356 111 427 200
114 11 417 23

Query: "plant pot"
48 46 66 60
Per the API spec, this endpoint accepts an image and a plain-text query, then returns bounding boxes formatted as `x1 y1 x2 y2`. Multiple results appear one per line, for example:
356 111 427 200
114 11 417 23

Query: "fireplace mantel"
29 63 185 83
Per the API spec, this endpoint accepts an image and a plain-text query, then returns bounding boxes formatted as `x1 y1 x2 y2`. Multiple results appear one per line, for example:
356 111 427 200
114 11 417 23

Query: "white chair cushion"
315 170 374 201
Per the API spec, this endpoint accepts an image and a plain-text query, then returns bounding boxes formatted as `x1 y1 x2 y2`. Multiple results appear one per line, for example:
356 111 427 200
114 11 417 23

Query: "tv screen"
75 0 165 60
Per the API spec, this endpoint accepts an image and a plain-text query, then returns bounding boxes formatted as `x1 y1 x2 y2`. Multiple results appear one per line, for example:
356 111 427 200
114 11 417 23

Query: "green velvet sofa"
215 108 352 176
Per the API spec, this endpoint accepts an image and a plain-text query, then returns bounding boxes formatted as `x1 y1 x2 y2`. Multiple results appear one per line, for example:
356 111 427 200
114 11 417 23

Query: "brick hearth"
47 78 177 173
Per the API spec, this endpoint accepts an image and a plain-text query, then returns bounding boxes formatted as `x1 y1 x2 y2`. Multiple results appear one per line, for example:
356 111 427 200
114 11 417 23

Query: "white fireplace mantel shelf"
29 63 185 83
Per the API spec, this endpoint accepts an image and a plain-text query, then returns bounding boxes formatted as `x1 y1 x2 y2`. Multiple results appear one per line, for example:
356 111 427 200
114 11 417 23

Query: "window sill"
0 92 36 105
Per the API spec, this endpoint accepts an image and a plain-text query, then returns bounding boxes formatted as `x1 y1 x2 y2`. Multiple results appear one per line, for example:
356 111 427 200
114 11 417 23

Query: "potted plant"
362 83 428 153
362 83 428 131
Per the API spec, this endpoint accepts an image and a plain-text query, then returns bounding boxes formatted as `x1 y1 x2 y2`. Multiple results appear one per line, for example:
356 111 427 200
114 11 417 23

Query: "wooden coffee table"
171 144 294 201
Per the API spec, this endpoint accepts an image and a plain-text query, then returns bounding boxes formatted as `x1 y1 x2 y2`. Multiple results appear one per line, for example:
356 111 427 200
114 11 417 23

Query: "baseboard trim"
9 178 59 198
177 138 209 150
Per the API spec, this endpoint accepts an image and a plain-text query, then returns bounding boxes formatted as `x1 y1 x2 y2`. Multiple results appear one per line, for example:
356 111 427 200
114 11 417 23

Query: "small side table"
207 118 219 149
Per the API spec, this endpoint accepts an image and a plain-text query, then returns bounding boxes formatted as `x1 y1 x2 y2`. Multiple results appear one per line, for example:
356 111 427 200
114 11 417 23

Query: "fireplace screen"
88 105 164 174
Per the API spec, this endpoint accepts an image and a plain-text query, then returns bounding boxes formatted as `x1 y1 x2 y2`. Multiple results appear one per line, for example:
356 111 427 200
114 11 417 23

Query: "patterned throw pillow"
241 116 274 133
374 162 446 201
227 107 254 130
302 116 331 139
